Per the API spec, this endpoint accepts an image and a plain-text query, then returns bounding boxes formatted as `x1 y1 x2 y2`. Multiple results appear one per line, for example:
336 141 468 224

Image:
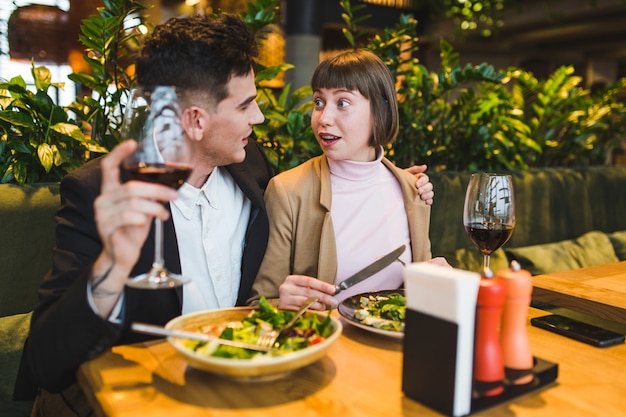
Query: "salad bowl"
165 306 342 379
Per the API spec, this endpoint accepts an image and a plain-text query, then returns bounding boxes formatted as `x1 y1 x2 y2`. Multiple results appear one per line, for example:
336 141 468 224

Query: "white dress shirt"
171 167 251 313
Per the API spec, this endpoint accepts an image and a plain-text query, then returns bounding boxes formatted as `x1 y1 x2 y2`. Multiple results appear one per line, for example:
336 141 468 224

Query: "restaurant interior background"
2 4 626 416
3 0 626 102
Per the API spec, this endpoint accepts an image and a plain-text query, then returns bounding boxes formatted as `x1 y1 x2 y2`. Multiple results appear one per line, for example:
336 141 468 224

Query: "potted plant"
0 64 108 185
68 0 146 151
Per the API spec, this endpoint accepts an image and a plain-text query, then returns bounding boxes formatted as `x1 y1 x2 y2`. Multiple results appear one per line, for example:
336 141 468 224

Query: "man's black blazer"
14 140 273 398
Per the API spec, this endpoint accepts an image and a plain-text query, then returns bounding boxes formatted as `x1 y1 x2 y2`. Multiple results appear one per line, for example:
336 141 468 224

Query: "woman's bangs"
313 61 363 93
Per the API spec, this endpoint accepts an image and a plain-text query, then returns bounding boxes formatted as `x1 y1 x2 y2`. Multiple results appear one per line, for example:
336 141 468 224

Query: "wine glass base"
126 271 187 289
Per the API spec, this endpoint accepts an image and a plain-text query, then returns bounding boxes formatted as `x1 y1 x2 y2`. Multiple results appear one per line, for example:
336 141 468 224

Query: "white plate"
166 306 342 380
337 289 405 339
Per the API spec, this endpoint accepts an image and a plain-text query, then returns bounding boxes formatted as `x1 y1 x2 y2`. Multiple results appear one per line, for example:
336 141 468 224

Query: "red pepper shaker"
498 260 534 385
473 268 506 398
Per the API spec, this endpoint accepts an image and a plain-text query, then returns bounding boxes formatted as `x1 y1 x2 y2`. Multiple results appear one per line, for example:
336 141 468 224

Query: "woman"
248 49 448 310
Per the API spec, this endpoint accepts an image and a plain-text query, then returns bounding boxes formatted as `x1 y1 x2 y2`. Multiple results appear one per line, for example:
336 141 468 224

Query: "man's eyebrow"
238 95 257 109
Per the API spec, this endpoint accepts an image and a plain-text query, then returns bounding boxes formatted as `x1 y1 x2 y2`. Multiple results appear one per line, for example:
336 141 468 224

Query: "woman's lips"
319 133 340 146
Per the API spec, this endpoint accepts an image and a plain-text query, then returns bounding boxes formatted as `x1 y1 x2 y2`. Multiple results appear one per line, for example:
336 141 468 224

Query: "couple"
14 13 444 417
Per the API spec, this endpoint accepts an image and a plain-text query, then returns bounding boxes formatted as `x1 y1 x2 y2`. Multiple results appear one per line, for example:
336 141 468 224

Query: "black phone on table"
530 314 625 348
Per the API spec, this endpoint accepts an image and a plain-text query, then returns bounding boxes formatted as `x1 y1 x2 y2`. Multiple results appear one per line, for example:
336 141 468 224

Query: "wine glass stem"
483 254 491 271
152 218 166 274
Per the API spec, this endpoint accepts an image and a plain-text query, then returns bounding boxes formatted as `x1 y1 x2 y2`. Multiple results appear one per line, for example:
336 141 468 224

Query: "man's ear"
182 107 206 141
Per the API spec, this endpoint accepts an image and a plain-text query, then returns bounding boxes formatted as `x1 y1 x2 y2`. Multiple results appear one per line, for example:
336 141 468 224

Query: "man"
14 13 434 416
14 14 272 416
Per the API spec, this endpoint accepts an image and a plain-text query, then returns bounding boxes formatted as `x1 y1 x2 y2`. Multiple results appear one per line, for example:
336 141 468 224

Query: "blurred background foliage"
254 0 626 172
3 0 625 184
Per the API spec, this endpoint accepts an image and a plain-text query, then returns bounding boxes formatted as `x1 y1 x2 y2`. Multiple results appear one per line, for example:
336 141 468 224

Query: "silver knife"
333 244 406 295
131 322 276 352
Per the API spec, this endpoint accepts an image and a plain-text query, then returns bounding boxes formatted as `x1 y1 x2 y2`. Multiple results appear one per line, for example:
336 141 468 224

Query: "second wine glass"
463 173 516 271
122 86 193 289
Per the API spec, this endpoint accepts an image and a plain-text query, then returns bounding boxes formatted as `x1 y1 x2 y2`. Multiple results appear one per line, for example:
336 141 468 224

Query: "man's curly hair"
135 14 259 106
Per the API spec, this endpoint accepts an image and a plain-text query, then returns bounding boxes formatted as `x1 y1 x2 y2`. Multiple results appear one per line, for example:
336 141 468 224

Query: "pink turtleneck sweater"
328 151 411 302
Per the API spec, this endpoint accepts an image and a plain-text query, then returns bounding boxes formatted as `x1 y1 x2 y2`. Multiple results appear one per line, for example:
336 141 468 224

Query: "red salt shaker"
498 260 534 385
473 268 505 398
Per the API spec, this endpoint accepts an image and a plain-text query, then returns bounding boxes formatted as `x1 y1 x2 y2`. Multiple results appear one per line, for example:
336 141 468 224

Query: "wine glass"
463 173 515 271
121 86 193 289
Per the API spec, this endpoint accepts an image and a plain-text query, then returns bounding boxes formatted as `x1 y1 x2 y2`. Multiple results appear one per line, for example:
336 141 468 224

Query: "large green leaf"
37 143 55 172
0 111 36 129
50 123 84 140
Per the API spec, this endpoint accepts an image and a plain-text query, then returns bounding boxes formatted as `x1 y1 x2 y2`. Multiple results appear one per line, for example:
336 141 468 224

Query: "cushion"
0 312 33 416
608 230 626 260
505 231 618 275
445 248 509 274
0 183 59 316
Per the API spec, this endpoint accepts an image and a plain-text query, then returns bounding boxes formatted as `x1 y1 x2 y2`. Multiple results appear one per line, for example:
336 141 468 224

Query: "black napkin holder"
402 308 559 416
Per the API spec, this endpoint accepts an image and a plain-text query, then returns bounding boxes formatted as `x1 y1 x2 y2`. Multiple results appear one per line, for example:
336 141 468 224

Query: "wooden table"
78 305 626 417
532 261 626 325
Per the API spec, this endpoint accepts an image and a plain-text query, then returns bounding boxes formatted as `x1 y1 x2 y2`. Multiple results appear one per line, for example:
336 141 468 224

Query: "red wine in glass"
463 173 515 271
464 222 514 256
125 162 192 190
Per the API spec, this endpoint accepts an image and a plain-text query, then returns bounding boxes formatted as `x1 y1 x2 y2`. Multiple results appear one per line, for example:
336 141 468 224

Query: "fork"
257 297 318 349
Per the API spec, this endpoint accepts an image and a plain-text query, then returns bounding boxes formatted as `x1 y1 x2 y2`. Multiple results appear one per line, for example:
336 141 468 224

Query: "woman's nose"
319 106 333 126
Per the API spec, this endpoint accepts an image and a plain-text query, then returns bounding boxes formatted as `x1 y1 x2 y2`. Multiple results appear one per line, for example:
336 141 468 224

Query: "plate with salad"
337 289 406 339
166 296 342 379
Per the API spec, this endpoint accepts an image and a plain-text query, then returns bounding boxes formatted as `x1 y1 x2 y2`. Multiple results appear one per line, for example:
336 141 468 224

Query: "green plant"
68 0 147 151
338 0 626 171
515 67 626 167
403 54 626 170
0 64 107 184
6 0 622 182
255 78 318 173
383 34 535 171
0 0 145 185
240 0 626 172
239 0 320 173
419 0 521 38
339 0 371 48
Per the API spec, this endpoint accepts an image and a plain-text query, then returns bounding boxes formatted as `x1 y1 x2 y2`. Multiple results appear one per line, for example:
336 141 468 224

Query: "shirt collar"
172 168 222 219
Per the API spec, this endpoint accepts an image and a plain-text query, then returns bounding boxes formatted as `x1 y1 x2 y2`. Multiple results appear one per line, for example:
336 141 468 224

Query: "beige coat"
247 155 432 304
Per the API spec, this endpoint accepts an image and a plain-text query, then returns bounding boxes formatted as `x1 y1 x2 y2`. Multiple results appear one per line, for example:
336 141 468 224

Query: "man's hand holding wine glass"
90 140 180 318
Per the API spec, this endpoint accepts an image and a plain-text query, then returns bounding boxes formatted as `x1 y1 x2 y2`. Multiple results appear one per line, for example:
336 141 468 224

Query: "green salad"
184 296 334 359
353 292 406 332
